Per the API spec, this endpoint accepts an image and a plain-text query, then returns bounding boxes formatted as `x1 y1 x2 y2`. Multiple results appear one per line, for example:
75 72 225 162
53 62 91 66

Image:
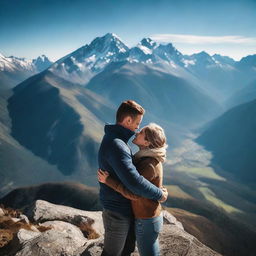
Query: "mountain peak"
238 54 256 67
34 55 50 61
32 55 52 72
156 42 178 53
140 38 157 49
195 51 211 58
212 54 235 65
104 32 122 41
191 51 213 62
89 33 129 54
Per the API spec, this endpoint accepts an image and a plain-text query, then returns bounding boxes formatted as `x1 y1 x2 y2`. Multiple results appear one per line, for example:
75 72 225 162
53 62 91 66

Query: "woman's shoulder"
135 157 162 180
135 156 160 168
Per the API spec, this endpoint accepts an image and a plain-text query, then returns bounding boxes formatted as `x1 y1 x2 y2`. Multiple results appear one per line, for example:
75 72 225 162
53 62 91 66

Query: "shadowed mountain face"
0 88 71 198
7 70 115 176
87 61 221 127
8 73 83 175
196 99 256 184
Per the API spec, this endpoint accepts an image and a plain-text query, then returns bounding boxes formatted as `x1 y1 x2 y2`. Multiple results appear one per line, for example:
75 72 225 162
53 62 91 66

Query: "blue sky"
0 0 255 61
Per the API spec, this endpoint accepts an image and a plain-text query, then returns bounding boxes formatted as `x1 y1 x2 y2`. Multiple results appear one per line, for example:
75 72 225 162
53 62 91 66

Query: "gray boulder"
24 199 104 237
15 229 84 256
15 221 89 256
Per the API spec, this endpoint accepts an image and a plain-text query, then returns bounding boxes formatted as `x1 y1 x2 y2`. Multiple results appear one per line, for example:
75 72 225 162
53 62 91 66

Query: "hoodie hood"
134 145 167 163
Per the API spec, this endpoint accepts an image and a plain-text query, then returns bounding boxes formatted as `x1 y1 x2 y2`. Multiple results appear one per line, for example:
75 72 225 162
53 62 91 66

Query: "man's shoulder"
101 137 129 152
112 138 130 153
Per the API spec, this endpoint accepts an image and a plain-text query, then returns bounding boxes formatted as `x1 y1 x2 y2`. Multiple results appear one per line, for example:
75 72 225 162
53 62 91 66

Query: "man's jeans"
101 209 136 256
135 214 163 256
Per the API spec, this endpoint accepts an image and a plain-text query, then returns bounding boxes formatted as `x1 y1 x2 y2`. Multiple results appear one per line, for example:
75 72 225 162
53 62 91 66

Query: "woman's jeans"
135 214 163 256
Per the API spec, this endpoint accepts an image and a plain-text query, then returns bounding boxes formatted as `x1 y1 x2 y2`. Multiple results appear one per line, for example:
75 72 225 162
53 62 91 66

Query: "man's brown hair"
116 100 145 123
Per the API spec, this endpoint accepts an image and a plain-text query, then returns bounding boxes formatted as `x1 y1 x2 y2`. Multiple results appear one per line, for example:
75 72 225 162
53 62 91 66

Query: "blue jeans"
101 209 136 256
135 214 163 256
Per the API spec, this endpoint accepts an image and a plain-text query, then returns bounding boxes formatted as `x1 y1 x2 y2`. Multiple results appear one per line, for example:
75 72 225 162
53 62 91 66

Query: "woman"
98 123 167 256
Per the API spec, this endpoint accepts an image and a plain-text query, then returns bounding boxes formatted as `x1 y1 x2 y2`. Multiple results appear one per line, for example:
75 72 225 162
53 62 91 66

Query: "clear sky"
0 0 255 61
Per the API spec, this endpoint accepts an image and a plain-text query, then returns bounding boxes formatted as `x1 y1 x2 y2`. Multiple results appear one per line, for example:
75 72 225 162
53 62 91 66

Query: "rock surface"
158 224 221 256
15 225 87 256
0 208 4 217
24 200 104 236
16 229 41 245
0 200 222 256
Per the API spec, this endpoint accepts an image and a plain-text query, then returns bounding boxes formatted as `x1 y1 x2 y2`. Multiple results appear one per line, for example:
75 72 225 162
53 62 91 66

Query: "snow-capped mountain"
154 43 183 64
2 32 255 100
188 51 218 67
140 38 158 50
0 53 53 89
50 34 198 84
32 55 52 72
212 54 236 66
123 38 184 67
181 51 237 71
0 54 34 72
50 33 129 84
0 53 52 73
126 39 156 63
49 33 255 88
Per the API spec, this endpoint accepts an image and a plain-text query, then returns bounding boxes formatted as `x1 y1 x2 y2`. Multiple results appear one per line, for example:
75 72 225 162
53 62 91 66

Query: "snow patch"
137 45 152 55
182 59 196 67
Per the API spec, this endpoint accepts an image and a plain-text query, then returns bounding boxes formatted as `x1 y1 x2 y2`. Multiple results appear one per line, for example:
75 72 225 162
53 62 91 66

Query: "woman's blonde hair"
144 123 167 149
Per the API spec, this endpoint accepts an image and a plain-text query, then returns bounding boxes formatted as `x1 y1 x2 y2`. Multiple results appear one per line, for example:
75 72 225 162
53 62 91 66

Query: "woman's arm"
98 169 140 200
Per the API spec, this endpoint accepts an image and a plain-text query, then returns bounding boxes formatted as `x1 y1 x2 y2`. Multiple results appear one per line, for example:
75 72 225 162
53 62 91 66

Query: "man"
98 100 168 256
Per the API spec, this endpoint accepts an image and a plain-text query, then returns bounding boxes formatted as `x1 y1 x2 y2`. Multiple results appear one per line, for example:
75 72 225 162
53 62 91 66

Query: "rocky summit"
0 200 221 256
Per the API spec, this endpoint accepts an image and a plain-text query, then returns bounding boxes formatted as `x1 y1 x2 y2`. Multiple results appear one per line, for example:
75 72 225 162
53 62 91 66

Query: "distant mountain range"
0 53 52 89
49 33 256 101
0 32 255 193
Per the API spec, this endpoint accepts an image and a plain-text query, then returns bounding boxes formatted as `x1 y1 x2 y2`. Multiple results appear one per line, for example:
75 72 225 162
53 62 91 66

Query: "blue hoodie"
98 124 163 217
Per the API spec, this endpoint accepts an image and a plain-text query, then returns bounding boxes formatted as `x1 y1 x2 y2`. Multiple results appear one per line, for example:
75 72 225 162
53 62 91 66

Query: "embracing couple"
97 100 168 256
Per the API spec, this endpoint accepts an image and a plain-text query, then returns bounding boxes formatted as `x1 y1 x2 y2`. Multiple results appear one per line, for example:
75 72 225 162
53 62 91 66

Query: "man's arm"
107 139 163 201
98 170 140 200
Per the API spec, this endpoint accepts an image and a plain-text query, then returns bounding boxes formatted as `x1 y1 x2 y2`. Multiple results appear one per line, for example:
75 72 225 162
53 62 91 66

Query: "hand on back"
158 187 168 203
98 169 109 183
